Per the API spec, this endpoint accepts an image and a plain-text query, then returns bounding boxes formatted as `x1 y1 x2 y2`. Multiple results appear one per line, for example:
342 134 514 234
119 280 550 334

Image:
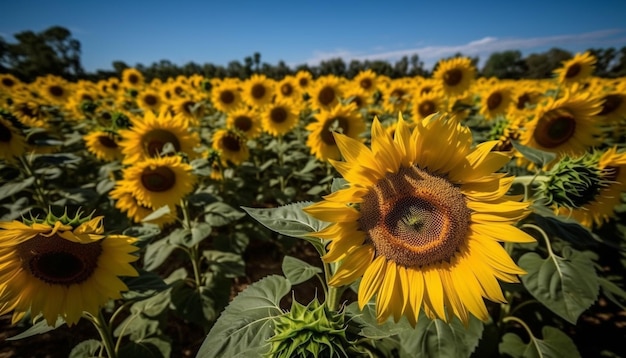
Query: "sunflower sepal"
21 208 99 230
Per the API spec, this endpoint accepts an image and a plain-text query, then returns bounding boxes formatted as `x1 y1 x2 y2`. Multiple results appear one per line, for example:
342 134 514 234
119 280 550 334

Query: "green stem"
180 198 202 289
277 136 286 192
502 316 539 350
85 310 117 358
18 156 48 210
521 223 555 257
512 175 549 202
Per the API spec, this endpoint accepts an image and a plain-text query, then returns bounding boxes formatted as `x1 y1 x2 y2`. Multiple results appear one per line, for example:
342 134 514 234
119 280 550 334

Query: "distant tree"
365 60 394 77
409 54 427 76
346 60 365 78
253 52 261 72
609 46 626 77
393 56 409 78
588 47 617 77
524 47 572 79
318 58 347 76
481 50 527 79
111 60 129 75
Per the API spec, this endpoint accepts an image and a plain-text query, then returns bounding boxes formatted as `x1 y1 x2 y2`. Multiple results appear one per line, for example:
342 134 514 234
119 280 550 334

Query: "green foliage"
511 140 557 168
282 255 322 285
499 326 581 358
6 316 65 341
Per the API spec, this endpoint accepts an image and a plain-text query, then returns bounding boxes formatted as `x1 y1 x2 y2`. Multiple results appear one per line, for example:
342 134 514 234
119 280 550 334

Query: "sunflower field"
1 52 626 358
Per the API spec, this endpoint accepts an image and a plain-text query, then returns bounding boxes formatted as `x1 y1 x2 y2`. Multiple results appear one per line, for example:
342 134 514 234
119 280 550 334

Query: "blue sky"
2 0 626 73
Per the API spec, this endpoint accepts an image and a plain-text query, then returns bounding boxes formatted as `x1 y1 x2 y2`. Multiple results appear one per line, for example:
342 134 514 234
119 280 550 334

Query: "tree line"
2 26 626 83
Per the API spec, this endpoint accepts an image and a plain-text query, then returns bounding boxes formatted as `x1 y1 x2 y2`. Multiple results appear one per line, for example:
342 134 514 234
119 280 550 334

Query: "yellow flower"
242 74 275 108
0 116 26 162
309 75 343 112
210 78 243 113
352 69 379 95
212 128 250 166
136 89 163 113
109 186 177 227
227 106 263 139
0 215 139 326
478 83 514 120
305 103 365 162
261 99 300 137
304 113 534 326
411 91 445 121
433 57 476 98
83 130 123 162
122 68 144 89
553 51 596 84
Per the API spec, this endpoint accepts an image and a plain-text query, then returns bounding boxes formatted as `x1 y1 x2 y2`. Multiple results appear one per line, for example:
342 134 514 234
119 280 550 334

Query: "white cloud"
301 29 625 70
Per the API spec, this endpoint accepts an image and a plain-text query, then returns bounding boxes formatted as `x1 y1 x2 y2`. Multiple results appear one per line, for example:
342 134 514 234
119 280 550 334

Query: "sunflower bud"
266 298 351 358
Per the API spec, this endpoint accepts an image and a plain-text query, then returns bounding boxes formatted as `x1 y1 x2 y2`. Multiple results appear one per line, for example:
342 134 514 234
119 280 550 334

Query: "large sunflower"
242 74 275 108
553 51 596 85
83 130 123 162
227 106 263 139
0 116 26 162
261 99 300 137
305 103 365 162
519 90 603 158
118 110 201 164
304 113 534 326
212 128 250 166
0 214 139 326
432 57 476 98
120 155 196 209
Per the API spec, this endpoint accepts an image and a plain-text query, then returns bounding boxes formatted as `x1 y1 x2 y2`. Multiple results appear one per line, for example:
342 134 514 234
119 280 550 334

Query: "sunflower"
0 213 139 326
122 68 144 89
261 99 301 137
478 83 514 120
169 96 205 126
433 57 476 98
227 106 262 139
305 103 365 161
0 73 22 94
275 76 303 105
242 74 275 108
309 75 343 112
597 86 626 123
36 75 72 105
0 116 26 162
210 78 243 113
295 70 314 93
511 83 543 112
381 80 413 114
352 69 379 95
109 186 177 227
212 128 250 165
519 90 603 158
553 148 626 228
136 89 163 113
118 110 201 164
303 113 534 326
120 155 196 209
411 91 445 121
553 51 596 85
84 130 123 162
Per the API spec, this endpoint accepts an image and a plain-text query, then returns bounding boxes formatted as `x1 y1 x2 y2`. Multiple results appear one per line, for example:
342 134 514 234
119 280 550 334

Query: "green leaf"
202 250 245 278
129 289 172 318
196 275 291 358
141 205 172 222
118 337 172 358
69 339 102 358
189 222 213 247
122 269 169 300
204 202 246 227
282 255 322 285
6 316 65 340
241 201 330 238
511 140 557 167
397 312 484 358
143 236 177 271
346 302 412 340
599 277 626 310
499 326 581 358
170 282 222 327
519 248 599 324
33 153 82 165
0 176 35 201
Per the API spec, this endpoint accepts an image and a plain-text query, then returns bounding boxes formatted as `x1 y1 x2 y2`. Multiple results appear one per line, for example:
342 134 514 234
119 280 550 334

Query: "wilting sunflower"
109 185 177 227
118 110 201 164
122 68 144 89
0 116 26 162
520 90 603 158
433 57 476 98
549 148 626 228
305 103 365 161
352 69 379 95
304 113 534 326
227 106 262 139
309 75 344 112
120 155 196 209
0 213 139 326
554 51 596 85
83 130 123 162
261 99 300 137
212 128 250 165
242 74 275 108
478 83 514 120
210 78 243 113
136 89 163 113
411 91 445 121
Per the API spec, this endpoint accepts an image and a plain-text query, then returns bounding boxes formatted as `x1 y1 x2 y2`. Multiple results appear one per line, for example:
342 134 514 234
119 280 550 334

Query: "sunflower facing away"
304 113 535 326
553 51 596 85
0 213 139 326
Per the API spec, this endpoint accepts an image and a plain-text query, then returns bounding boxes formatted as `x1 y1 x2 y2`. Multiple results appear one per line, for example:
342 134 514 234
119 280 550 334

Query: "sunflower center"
48 85 64 98
348 96 363 108
318 87 336 106
517 93 531 110
234 115 253 131
0 122 11 142
487 92 503 110
281 83 294 96
17 233 102 285
98 134 118 149
251 84 266 99
599 94 622 115
299 78 309 87
359 166 470 267
321 117 349 145
143 129 181 157
420 86 432 95
418 101 436 117
221 134 241 152
270 107 288 123
443 69 463 86
143 94 158 106
128 74 140 85
565 63 581 79
533 109 576 148
360 78 372 90
220 90 235 104
141 166 177 192
182 100 195 115
2 77 15 87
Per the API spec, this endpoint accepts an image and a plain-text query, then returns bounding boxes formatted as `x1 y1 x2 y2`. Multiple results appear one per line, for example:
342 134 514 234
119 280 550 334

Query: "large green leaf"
282 255 322 285
143 236 177 271
204 202 246 227
6 316 65 340
121 269 169 300
196 275 291 358
499 326 581 358
519 247 599 324
241 201 330 238
69 339 102 358
118 337 172 358
346 302 412 340
0 176 35 201
511 140 557 168
397 312 484 358
202 250 245 278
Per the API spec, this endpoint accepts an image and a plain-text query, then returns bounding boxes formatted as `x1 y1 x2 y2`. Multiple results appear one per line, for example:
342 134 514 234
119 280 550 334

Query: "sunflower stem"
18 155 48 210
180 198 203 289
85 310 118 358
512 175 549 201
521 223 555 257
502 316 538 347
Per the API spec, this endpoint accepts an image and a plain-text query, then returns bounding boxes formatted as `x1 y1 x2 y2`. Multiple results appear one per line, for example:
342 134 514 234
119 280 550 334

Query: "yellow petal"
329 245 374 286
358 256 386 309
